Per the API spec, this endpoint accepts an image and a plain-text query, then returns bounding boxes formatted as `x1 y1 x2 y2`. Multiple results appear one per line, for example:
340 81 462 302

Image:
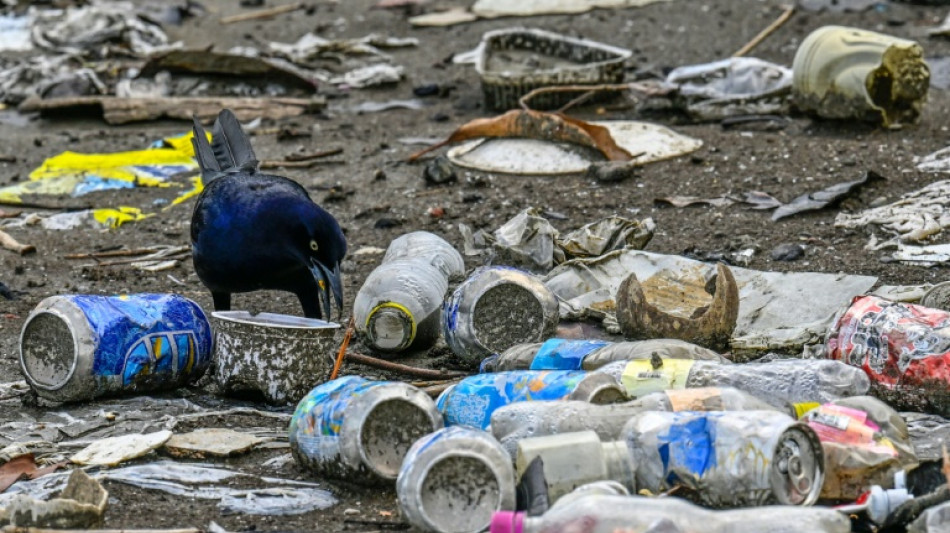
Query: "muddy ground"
2 0 950 530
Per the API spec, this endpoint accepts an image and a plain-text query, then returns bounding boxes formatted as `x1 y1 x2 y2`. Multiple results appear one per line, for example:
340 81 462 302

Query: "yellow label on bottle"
792 402 821 419
620 359 694 398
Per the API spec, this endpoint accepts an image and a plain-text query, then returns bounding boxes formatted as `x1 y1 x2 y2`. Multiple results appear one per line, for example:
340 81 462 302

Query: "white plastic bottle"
353 232 465 353
490 494 851 533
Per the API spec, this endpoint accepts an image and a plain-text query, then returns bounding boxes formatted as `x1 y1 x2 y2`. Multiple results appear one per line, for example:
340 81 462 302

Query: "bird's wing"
191 116 221 183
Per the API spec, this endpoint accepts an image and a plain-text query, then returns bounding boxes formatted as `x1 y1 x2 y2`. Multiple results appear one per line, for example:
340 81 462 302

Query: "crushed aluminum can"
442 266 559 367
18 294 213 402
437 370 627 430
397 426 516 533
211 311 339 405
826 295 950 415
289 376 443 485
625 410 825 507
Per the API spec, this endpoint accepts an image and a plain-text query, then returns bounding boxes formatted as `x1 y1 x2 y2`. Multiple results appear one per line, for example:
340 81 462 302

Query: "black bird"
190 109 346 320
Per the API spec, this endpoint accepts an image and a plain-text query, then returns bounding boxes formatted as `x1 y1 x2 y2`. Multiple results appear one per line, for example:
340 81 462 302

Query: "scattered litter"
353 98 425 114
0 469 107 528
798 0 881 12
544 249 877 355
0 454 65 493
0 14 33 53
772 171 885 221
408 7 479 27
916 146 950 173
163 429 267 458
445 120 702 175
793 26 930 127
332 64 405 89
835 179 950 244
220 2 305 25
70 431 173 467
928 56 950 90
664 57 793 120
475 28 631 111
0 229 35 255
472 0 672 18
929 11 950 37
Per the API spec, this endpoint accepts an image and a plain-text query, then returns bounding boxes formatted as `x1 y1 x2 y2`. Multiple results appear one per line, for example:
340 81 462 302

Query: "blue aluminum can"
18 294 213 402
436 370 626 430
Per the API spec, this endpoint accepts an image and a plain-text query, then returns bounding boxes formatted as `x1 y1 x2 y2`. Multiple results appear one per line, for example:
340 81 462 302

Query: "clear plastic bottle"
595 358 870 408
397 426 516 533
484 338 728 372
490 387 783 458
353 232 465 353
490 494 851 533
442 266 560 366
436 370 627 430
289 376 444 485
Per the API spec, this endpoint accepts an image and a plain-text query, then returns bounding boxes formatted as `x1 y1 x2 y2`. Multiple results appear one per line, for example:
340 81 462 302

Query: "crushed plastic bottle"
482 337 728 372
436 370 627 430
595 357 870 407
289 376 443 484
443 266 560 366
353 232 465 353
397 426 515 533
490 494 851 533
490 387 782 458
626 410 825 507
827 295 950 415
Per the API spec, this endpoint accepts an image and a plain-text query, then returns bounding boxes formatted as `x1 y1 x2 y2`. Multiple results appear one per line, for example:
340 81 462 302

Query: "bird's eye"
310 240 319 252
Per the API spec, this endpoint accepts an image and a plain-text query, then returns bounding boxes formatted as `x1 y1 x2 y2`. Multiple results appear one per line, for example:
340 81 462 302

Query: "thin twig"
286 147 344 162
65 248 161 259
0 229 35 255
260 159 345 169
518 83 631 111
733 5 795 58
220 2 304 24
330 316 355 381
419 380 461 397
0 199 92 210
346 352 469 380
556 90 597 114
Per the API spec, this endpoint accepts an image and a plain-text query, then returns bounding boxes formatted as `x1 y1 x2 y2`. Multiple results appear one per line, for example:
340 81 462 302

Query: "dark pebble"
423 156 457 185
771 243 805 262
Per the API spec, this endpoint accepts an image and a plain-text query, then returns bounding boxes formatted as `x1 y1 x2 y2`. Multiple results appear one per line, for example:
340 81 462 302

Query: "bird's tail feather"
211 109 259 174
191 116 220 182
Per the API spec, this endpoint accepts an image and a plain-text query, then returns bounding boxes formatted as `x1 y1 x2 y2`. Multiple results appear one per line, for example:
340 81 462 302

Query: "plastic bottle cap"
490 511 524 533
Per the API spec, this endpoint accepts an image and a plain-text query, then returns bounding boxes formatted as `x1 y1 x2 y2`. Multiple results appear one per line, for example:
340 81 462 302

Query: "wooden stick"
286 147 344 162
518 83 631 111
733 5 795 58
346 352 469 380
65 248 161 259
420 380 461 397
0 229 35 255
0 199 92 210
220 2 304 24
260 159 345 169
329 316 355 381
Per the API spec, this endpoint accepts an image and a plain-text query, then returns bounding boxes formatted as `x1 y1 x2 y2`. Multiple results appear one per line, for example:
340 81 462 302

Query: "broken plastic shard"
164 428 268 458
447 121 702 176
70 430 172 467
0 469 107 529
665 57 792 120
543 249 877 356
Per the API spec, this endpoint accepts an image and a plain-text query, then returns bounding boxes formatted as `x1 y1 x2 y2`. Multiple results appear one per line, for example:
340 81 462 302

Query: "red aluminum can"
826 295 950 414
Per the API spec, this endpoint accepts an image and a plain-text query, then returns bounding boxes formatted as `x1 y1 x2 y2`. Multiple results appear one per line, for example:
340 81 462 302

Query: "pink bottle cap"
490 511 525 533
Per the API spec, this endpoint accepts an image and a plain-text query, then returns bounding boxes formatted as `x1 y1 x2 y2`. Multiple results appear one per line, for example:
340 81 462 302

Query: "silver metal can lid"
770 423 825 506
20 310 80 391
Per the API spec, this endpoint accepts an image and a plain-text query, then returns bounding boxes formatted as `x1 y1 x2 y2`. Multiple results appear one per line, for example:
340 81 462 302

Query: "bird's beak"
310 259 343 322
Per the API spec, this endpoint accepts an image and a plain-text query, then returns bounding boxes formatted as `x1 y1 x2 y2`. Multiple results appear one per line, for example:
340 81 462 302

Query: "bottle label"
805 404 897 456
665 387 723 412
530 338 611 370
620 359 694 398
792 402 821 419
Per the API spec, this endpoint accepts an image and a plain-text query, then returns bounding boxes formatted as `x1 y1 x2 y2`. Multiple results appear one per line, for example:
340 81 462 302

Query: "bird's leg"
212 292 232 311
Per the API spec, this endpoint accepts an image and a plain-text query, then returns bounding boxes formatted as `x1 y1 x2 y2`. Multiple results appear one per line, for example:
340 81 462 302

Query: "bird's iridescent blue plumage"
190 110 346 319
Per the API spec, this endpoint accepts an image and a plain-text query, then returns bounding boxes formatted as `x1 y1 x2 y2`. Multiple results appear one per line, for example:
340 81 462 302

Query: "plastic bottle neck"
601 441 636 493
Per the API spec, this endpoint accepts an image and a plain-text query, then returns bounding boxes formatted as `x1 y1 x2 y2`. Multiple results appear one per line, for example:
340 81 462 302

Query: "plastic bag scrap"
835 180 950 245
0 469 107 528
663 57 793 121
901 412 950 463
1 462 336 516
543 249 877 355
803 397 918 500
30 1 181 57
461 208 655 272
